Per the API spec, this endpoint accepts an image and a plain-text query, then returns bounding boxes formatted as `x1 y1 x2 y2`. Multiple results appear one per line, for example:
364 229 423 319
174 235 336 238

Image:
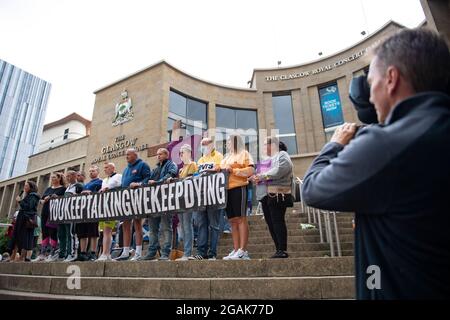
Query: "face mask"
181 152 190 163
201 146 210 155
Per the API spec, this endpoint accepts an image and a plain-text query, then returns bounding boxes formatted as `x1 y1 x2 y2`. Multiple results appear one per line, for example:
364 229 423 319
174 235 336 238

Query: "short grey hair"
180 144 192 154
373 28 450 94
126 148 138 155
201 137 213 145
104 162 116 169
157 148 169 156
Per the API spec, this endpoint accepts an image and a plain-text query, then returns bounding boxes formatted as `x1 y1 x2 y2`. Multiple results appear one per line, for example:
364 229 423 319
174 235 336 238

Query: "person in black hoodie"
11 181 40 262
302 28 450 299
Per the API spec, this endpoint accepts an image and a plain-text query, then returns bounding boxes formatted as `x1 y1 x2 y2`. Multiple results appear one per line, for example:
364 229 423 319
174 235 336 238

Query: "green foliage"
0 217 10 253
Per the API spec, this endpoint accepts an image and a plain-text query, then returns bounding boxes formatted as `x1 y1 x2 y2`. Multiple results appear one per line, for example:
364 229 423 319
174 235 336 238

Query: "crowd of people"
1 134 294 263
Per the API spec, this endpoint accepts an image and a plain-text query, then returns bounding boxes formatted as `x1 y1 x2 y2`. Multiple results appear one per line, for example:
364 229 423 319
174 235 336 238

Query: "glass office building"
0 59 51 180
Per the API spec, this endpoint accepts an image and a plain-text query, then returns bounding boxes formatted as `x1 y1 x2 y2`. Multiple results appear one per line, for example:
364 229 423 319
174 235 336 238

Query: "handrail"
0 223 12 228
298 178 342 257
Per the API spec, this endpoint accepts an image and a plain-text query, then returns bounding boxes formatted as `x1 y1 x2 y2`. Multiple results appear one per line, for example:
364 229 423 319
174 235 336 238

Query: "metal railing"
298 178 342 257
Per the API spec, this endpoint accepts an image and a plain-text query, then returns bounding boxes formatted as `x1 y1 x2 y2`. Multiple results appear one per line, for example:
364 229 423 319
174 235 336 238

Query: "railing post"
312 207 317 224
333 211 342 257
317 210 324 243
325 211 335 257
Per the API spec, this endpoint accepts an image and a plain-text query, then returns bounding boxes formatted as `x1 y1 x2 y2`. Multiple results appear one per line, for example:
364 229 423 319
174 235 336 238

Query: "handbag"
293 177 302 203
268 192 294 208
25 215 38 229
284 193 294 208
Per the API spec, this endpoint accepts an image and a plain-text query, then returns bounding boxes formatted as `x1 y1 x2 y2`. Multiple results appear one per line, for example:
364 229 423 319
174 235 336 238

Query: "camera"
349 74 378 125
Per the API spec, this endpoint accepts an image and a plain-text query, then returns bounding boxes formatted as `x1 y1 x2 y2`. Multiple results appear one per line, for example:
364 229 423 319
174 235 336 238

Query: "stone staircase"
0 203 356 299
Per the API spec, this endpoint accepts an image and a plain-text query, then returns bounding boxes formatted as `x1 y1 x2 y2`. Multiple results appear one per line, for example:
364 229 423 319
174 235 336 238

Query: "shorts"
75 222 99 238
226 186 248 219
99 220 116 231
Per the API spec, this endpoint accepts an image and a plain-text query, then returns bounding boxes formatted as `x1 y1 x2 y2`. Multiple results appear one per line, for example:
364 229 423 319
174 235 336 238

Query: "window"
318 83 344 129
272 94 298 155
63 128 69 140
167 90 207 141
215 105 259 161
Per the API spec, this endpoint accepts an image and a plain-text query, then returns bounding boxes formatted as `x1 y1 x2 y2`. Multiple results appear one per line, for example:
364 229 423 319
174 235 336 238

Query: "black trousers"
261 195 288 252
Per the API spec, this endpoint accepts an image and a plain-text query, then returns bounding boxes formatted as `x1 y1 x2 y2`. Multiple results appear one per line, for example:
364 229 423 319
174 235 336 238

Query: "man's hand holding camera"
330 123 358 146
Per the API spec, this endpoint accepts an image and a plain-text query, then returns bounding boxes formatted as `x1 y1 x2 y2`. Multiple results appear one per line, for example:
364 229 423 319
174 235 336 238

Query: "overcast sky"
0 0 425 124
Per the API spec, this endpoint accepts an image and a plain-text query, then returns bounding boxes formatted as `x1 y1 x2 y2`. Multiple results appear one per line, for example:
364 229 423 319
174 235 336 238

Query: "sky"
0 0 425 124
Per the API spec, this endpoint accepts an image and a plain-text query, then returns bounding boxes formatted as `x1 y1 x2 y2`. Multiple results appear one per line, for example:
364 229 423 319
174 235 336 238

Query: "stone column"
420 0 450 43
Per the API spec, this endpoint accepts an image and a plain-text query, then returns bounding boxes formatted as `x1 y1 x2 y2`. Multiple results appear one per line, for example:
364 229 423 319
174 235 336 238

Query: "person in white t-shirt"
97 162 122 261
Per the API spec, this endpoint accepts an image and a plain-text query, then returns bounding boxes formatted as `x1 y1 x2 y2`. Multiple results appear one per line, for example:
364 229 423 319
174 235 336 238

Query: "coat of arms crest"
113 90 134 126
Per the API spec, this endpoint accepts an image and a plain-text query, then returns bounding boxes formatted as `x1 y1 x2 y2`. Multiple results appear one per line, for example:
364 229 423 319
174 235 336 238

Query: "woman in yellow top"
175 144 198 261
220 134 255 260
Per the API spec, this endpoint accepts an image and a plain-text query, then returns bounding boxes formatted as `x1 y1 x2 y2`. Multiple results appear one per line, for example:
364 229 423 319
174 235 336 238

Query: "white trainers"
230 248 250 260
114 253 130 261
45 253 58 262
222 249 237 260
96 254 112 261
32 254 46 262
64 254 77 262
175 256 189 261
130 253 142 261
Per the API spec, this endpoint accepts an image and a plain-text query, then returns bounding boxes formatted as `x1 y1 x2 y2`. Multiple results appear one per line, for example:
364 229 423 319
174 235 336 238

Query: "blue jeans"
147 214 172 257
195 208 221 258
219 210 231 232
178 212 194 257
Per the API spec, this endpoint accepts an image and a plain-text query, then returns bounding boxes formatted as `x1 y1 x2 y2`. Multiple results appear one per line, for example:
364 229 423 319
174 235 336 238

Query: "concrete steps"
218 234 355 245
0 205 356 299
216 242 354 254
0 257 355 299
247 227 354 237
245 221 352 231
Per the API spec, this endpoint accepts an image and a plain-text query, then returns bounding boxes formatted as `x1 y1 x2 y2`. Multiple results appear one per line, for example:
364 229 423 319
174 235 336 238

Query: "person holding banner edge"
59 170 83 262
76 165 103 261
221 134 254 260
194 137 224 260
114 149 151 261
97 162 122 261
142 148 178 261
34 173 66 262
173 144 198 261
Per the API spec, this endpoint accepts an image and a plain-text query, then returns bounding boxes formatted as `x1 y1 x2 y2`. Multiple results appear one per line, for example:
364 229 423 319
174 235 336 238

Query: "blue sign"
319 84 344 128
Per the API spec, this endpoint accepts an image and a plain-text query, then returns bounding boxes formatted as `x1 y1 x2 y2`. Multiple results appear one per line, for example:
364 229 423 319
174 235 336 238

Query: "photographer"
302 28 450 299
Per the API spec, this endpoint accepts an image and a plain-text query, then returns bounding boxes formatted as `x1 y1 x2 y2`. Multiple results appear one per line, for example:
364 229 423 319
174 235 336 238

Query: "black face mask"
349 74 378 125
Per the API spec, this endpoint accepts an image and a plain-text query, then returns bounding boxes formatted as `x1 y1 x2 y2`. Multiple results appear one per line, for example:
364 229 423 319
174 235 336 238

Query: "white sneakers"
45 253 59 262
32 255 46 262
222 249 237 260
176 256 195 261
64 254 77 262
223 249 250 260
113 253 130 261
96 254 112 261
130 253 142 261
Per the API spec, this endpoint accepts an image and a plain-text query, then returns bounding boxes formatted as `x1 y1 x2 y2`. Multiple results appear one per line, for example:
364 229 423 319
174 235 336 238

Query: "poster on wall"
318 84 344 128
